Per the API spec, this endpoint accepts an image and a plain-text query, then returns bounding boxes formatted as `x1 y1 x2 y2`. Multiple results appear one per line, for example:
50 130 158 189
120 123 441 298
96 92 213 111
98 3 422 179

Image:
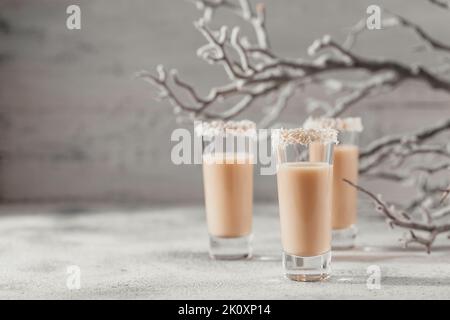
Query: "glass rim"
303 117 363 133
195 120 257 138
271 128 338 147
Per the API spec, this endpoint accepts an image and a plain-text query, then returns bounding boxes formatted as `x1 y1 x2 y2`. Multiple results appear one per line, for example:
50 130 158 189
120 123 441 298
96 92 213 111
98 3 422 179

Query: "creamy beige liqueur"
276 162 332 256
202 153 253 238
331 145 359 229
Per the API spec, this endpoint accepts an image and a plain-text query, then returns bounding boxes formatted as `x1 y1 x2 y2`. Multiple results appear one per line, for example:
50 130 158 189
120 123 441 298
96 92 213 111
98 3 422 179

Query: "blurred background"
0 0 449 205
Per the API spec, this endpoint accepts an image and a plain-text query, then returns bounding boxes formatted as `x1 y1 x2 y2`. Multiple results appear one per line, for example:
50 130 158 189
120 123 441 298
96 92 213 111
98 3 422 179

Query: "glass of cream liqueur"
304 117 363 249
272 127 337 281
196 120 256 260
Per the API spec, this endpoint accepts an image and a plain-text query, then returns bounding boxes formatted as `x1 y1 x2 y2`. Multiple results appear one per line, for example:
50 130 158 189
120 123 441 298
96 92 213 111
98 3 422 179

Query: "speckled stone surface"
0 204 449 299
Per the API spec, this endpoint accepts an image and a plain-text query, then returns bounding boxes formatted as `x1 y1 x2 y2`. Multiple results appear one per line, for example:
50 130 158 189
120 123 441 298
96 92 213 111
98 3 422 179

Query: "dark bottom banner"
0 300 445 318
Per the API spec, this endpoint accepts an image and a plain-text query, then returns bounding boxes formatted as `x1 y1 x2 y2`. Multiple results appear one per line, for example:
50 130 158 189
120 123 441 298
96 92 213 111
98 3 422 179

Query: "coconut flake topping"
195 120 256 137
303 117 363 132
272 128 338 146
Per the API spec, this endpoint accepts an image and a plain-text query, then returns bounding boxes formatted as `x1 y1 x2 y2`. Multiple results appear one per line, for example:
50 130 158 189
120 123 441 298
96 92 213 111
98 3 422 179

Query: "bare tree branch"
428 0 450 9
344 179 450 252
432 205 450 219
258 83 296 128
360 118 450 160
345 9 450 54
140 0 450 250
388 11 450 53
140 1 450 126
190 0 270 49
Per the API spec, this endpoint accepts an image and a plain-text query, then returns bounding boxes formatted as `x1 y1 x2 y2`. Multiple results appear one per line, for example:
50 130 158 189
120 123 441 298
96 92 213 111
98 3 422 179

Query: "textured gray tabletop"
0 204 449 300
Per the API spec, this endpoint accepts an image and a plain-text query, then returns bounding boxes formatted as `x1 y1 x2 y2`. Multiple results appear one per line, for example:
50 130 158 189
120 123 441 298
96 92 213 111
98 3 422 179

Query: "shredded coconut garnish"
195 120 256 137
303 117 363 132
272 128 338 146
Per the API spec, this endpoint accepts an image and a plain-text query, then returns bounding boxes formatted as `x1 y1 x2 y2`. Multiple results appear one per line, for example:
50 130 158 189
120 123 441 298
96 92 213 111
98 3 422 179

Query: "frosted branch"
345 179 450 253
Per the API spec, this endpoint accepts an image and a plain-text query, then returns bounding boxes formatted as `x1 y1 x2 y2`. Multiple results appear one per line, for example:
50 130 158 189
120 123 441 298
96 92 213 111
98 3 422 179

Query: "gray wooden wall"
0 0 449 204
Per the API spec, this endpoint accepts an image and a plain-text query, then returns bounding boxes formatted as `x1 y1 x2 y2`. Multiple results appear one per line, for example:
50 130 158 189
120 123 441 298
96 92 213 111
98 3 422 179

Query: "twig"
345 9 450 54
344 179 450 253
360 118 450 160
428 0 450 9
432 205 450 219
258 82 296 128
389 11 450 53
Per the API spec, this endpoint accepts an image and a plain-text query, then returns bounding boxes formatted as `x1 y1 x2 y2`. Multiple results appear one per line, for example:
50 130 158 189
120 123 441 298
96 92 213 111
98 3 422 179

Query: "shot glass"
197 120 256 260
304 117 363 249
272 128 337 281
331 130 359 249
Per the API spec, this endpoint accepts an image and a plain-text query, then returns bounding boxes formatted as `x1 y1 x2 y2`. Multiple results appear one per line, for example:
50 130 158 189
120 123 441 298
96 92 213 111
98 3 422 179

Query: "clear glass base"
283 251 331 282
209 234 252 260
332 225 357 250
